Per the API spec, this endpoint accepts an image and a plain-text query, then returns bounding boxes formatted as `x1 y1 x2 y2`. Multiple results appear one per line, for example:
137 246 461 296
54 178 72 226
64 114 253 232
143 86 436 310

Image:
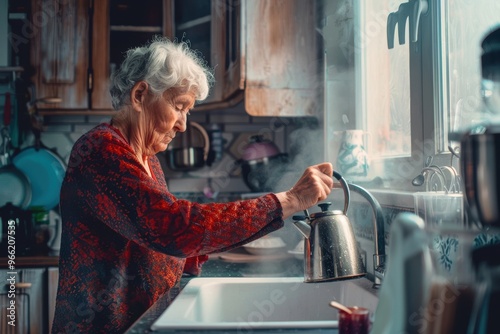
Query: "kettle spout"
292 219 311 239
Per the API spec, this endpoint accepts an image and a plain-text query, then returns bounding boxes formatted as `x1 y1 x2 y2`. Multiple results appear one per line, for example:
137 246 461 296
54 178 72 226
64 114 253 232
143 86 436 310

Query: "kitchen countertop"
0 250 378 333
125 253 379 334
0 251 60 268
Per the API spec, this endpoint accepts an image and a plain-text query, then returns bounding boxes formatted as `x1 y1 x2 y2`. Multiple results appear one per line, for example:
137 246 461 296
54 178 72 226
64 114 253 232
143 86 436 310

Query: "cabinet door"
243 0 319 116
30 0 89 110
91 0 111 110
0 268 47 333
167 0 242 107
47 267 59 333
92 0 170 110
220 0 243 101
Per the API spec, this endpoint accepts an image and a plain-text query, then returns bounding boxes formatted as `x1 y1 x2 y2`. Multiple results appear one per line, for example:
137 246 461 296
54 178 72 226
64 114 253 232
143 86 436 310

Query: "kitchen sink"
151 277 378 331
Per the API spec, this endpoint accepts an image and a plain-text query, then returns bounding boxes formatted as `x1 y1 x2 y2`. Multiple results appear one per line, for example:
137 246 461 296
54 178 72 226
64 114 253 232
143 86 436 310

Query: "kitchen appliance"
0 202 33 256
238 135 289 192
460 26 500 228
292 171 366 282
460 41 498 327
166 121 210 171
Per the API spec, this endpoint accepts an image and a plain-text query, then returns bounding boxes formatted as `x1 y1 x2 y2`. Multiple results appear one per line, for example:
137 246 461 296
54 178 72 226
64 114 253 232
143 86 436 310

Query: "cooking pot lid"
12 147 66 210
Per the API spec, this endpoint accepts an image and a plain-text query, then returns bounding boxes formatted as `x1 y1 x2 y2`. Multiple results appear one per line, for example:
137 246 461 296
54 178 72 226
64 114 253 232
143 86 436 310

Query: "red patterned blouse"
51 123 284 333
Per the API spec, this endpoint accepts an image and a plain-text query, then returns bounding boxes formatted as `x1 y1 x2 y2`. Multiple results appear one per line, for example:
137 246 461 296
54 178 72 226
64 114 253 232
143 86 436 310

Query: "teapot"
292 171 366 282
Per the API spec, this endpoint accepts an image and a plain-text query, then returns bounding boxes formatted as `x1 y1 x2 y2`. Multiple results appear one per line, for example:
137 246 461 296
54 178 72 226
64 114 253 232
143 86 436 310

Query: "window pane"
445 0 500 135
361 0 411 158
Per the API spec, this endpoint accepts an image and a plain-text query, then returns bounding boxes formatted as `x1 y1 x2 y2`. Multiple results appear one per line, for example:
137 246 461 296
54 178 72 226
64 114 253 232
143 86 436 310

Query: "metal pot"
166 147 207 171
166 122 210 171
240 153 289 192
460 123 500 227
238 135 289 192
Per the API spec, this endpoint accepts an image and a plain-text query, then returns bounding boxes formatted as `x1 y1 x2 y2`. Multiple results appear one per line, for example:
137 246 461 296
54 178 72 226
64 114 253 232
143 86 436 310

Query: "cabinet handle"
4 282 32 290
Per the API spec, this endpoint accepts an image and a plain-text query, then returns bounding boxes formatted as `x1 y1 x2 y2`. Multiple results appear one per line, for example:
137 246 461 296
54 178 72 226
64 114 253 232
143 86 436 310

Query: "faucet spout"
347 182 386 287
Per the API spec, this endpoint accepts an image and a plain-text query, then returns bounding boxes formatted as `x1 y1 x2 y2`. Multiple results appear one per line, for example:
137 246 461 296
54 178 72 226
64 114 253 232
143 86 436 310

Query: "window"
322 0 500 193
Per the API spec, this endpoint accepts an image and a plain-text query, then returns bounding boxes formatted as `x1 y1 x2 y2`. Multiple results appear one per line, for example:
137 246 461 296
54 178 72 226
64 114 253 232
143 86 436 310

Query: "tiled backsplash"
37 101 322 197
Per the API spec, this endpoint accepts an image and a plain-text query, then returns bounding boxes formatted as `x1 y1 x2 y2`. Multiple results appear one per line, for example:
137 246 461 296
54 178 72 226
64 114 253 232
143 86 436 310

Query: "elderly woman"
52 37 334 333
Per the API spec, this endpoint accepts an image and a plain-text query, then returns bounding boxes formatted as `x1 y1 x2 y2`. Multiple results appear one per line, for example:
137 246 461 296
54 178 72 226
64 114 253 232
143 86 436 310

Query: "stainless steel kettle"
292 171 366 282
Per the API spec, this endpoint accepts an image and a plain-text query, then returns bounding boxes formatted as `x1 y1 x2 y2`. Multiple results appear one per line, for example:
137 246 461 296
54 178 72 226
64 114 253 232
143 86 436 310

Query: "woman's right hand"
275 162 334 219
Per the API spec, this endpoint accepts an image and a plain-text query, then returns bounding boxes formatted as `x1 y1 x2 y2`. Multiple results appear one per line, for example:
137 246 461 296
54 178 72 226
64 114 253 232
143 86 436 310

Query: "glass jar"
480 26 500 115
30 206 51 253
468 243 500 334
423 227 478 334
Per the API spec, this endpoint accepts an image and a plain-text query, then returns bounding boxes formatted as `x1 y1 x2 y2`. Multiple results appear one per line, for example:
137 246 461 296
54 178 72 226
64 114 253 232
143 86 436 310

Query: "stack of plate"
243 236 286 255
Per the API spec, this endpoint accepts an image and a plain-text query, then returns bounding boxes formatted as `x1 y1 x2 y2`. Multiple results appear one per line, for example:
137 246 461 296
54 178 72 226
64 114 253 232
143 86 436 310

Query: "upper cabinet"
92 0 170 110
29 0 318 116
30 0 90 110
243 0 319 117
166 0 243 110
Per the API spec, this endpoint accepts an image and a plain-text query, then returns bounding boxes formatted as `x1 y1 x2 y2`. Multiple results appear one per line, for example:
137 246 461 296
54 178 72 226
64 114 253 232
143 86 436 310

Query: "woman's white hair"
109 36 214 110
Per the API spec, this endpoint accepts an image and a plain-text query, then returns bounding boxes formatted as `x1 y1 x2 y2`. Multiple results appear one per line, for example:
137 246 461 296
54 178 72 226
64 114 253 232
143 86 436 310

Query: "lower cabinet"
0 267 59 334
48 267 59 333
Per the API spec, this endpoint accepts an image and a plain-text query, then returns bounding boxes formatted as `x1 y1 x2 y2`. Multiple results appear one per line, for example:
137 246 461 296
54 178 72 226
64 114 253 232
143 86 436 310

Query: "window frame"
354 0 454 193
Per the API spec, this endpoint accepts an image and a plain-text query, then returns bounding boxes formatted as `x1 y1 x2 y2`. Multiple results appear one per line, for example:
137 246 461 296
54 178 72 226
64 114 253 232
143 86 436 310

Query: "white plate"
243 236 286 255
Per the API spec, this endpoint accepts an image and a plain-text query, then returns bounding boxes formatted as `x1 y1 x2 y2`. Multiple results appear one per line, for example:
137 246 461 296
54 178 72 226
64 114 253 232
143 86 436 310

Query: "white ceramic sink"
151 277 378 331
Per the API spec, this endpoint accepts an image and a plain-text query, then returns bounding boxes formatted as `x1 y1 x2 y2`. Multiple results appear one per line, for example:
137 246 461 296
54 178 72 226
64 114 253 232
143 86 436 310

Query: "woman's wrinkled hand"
275 162 334 219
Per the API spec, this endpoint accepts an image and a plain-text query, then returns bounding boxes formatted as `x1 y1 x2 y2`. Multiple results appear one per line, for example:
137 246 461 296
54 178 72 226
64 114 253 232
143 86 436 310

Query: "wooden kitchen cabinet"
170 0 319 116
91 0 170 110
30 0 170 112
30 0 318 115
243 0 320 116
165 0 243 109
31 0 241 113
30 0 90 110
0 268 47 333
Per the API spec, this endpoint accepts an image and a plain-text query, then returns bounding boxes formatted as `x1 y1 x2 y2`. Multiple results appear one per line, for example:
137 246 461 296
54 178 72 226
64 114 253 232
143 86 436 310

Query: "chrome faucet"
347 182 386 287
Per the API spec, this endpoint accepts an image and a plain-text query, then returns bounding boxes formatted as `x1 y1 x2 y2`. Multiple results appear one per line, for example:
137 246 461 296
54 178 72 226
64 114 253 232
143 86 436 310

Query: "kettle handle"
333 170 350 214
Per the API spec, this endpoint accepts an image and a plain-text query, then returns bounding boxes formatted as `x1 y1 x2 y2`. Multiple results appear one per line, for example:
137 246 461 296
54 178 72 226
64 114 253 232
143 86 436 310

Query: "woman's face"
145 88 196 154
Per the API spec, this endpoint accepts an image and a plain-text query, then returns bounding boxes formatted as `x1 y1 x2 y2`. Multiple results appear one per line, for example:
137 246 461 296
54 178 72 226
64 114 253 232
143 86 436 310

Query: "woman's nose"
175 114 187 132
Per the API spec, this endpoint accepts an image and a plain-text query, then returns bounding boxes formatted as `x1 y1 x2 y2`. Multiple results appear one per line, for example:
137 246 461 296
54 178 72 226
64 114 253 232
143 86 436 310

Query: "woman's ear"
130 81 149 112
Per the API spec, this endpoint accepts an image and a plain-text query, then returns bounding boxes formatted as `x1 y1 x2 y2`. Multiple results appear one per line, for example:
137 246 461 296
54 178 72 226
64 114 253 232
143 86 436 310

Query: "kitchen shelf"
0 255 59 268
110 25 163 33
0 66 24 72
176 15 211 30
